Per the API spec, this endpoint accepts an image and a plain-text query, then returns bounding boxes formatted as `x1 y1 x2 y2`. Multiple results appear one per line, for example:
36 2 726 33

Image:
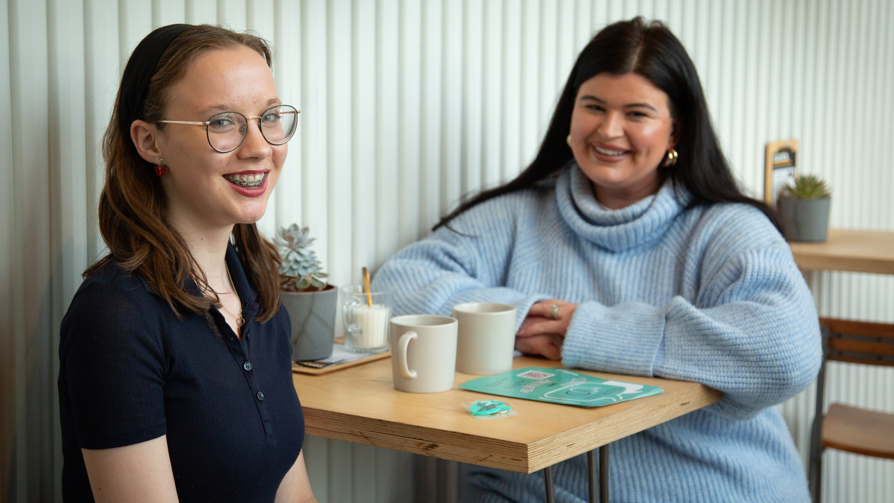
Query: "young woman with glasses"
58 24 316 502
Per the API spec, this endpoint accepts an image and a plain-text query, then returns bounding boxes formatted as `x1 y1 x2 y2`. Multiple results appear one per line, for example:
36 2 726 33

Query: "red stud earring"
155 159 166 177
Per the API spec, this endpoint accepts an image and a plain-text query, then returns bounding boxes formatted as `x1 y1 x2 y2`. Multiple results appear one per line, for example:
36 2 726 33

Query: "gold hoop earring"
566 135 572 147
664 149 678 167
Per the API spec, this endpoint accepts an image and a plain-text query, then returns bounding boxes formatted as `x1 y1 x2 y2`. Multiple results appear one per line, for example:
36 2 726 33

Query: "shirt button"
243 362 252 371
256 391 265 401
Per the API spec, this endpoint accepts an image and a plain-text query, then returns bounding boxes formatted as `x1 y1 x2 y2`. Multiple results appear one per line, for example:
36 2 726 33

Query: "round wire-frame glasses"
157 104 299 153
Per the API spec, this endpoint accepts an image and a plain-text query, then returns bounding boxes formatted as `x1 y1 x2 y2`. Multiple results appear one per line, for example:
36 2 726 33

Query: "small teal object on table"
469 400 511 416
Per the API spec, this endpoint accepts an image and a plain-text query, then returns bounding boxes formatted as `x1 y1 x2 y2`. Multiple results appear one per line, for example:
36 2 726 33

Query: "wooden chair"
808 318 894 503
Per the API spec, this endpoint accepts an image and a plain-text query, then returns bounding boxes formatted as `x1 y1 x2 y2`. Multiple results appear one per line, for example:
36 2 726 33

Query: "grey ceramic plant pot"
778 197 831 242
281 285 337 361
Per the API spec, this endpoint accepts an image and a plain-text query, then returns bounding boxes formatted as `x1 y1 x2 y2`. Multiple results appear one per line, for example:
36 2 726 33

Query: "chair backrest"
819 317 894 368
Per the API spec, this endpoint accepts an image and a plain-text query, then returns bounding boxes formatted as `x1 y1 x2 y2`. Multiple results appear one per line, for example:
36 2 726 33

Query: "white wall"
1 1 892 502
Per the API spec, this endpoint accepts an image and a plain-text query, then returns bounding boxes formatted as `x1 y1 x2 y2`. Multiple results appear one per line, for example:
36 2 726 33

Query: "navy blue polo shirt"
58 244 304 502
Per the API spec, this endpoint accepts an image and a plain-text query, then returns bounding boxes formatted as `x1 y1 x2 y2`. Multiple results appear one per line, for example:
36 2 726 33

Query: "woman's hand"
515 300 579 360
515 334 565 360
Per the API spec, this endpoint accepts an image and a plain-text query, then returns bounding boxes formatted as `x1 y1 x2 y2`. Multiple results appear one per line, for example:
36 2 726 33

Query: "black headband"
118 23 192 137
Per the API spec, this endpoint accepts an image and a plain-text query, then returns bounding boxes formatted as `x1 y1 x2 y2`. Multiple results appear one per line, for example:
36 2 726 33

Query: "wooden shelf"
789 228 894 275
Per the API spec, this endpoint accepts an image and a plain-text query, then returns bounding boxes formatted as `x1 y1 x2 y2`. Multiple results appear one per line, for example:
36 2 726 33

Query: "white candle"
352 304 390 349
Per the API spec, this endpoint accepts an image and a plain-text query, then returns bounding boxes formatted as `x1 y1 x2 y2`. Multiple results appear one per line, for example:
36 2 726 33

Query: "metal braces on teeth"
227 174 266 188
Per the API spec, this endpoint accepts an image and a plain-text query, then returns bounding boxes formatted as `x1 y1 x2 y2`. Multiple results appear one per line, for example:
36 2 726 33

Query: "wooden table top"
293 356 721 473
789 228 894 275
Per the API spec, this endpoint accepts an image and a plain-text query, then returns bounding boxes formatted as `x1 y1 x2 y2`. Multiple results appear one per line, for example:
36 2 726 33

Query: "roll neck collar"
555 162 689 252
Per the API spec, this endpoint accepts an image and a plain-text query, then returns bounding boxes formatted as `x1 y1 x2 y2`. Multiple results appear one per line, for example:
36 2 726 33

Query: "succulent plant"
781 174 831 199
276 224 328 292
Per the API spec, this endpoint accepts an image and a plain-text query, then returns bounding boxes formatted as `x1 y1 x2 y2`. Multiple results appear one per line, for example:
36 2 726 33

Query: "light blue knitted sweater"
371 164 822 503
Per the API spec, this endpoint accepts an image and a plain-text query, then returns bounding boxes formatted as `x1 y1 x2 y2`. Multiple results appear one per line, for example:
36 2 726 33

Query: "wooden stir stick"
362 267 373 307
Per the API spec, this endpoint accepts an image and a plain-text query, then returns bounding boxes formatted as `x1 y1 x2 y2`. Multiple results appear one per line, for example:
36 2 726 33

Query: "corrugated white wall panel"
1 1 893 501
47 2 88 501
0 0 15 495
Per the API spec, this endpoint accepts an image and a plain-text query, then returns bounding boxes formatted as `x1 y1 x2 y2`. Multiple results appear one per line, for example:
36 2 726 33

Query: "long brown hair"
85 24 284 322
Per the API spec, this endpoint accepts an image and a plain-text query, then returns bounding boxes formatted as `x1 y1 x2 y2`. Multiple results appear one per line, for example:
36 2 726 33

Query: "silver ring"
550 304 560 321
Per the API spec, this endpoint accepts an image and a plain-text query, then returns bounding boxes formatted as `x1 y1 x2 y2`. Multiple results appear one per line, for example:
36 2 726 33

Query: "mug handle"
396 331 418 379
343 297 361 334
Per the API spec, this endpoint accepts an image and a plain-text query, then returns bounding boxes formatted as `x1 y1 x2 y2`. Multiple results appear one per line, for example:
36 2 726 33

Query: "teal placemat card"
459 367 663 407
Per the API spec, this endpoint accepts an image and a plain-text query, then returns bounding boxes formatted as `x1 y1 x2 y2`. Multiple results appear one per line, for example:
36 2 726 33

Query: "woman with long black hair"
373 17 820 502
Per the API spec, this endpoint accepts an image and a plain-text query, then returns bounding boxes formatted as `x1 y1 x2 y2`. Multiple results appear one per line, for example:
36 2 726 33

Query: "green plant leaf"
781 174 831 199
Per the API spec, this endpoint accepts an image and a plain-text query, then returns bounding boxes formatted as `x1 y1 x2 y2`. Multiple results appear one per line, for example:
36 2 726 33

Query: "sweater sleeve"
562 239 822 419
371 197 549 329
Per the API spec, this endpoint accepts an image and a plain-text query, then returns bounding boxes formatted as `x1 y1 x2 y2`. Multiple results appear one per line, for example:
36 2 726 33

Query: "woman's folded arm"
562 244 822 419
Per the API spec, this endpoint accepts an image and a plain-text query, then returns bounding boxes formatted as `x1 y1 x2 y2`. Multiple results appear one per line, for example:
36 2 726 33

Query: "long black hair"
434 17 781 232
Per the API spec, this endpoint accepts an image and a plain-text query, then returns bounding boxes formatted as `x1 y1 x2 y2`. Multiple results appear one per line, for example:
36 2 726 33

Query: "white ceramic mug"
389 315 458 393
452 302 517 375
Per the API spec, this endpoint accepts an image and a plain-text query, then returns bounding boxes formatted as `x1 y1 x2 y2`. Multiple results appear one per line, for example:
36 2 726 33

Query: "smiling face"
568 72 676 209
153 45 286 235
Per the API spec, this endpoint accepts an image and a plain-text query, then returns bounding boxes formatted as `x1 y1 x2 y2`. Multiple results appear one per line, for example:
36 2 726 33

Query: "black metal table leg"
543 465 556 503
587 449 598 503
599 444 609 502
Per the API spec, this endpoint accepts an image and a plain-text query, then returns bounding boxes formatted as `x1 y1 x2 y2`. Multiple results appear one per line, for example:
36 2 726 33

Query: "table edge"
302 383 722 473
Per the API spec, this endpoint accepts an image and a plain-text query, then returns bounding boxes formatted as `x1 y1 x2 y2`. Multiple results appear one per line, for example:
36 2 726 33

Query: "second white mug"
452 302 517 375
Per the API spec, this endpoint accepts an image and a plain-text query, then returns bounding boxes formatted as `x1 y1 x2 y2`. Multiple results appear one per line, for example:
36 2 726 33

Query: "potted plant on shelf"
276 224 336 361
777 174 832 242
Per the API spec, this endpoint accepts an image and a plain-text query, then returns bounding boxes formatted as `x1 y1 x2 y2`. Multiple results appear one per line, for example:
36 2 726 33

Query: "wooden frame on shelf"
764 138 798 208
